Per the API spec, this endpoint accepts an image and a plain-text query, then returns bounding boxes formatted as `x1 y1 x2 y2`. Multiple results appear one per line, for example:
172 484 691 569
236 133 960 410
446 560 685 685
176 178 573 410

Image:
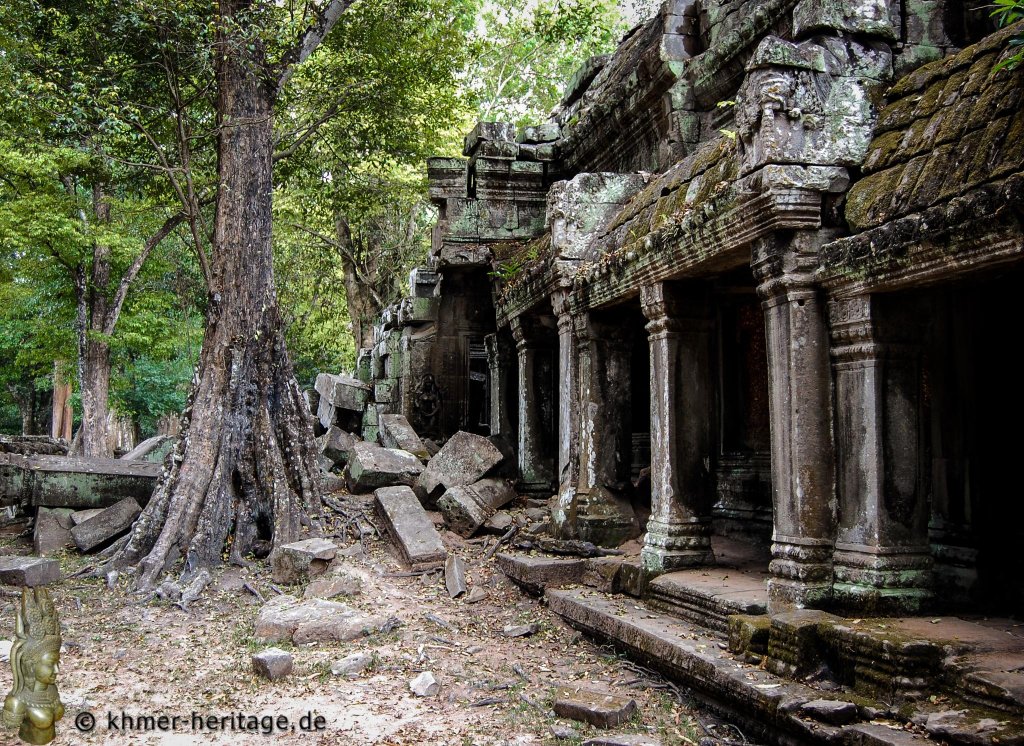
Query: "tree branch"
102 212 187 337
275 0 354 94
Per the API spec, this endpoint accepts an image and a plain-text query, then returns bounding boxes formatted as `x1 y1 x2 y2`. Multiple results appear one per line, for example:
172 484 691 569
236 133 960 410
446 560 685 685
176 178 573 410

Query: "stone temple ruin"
312 1 1024 740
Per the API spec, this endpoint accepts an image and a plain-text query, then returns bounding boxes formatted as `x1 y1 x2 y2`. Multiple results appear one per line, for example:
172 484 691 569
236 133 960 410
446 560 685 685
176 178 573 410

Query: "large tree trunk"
110 0 323 590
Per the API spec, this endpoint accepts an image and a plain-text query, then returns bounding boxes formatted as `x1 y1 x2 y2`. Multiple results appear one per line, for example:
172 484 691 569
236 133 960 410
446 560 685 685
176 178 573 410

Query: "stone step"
645 568 768 636
546 589 1019 746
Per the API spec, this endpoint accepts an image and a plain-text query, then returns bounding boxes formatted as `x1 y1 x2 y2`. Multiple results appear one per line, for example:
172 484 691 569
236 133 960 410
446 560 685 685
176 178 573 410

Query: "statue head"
4 587 63 744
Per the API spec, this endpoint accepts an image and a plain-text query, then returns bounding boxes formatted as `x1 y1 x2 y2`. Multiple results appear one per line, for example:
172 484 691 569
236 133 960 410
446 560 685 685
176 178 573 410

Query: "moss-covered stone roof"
844 23 1024 233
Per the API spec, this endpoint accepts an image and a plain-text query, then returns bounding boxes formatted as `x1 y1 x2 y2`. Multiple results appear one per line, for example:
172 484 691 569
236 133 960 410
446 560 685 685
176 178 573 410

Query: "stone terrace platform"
498 538 1024 746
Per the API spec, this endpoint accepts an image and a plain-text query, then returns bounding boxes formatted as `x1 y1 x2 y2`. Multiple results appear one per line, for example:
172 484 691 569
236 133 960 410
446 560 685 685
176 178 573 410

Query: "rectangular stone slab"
0 453 159 510
0 556 62 586
70 496 143 552
374 486 447 570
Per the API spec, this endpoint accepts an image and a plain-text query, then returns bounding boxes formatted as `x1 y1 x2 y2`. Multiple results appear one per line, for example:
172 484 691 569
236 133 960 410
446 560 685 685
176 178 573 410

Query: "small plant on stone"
992 0 1024 71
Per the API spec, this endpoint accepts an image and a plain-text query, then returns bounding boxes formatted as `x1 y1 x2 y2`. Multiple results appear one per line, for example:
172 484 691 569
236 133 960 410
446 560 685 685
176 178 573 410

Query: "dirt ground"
0 494 737 746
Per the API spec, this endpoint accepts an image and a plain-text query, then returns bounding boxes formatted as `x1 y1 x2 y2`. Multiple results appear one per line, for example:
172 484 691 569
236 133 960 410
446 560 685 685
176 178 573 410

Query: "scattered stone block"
4 454 160 510
270 538 338 584
252 648 293 681
380 414 429 460
374 486 447 570
502 623 539 638
348 442 423 493
303 572 362 599
437 478 516 537
0 556 61 586
445 555 467 598
550 724 577 740
70 497 142 552
34 507 74 556
553 687 638 729
254 595 382 644
70 508 103 526
315 373 372 413
121 435 175 463
414 431 504 504
483 512 514 533
319 426 357 466
410 671 440 697
800 699 860 725
582 735 663 746
465 587 488 604
332 651 373 677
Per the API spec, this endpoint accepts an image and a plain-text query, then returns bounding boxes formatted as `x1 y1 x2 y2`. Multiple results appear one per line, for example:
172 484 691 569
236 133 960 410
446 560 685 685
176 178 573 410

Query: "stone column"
829 294 932 614
484 331 515 440
551 289 579 534
510 315 555 495
754 233 837 613
571 311 640 545
640 281 715 575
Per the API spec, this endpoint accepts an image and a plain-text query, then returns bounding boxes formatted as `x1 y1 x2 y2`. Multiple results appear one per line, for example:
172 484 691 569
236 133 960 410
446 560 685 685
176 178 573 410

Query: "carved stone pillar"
484 331 515 440
551 290 579 534
754 233 837 613
571 311 640 545
829 294 932 614
640 281 715 575
510 316 555 495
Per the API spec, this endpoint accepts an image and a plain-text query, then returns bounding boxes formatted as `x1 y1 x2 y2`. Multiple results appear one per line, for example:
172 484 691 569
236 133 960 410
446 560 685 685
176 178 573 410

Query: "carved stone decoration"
735 35 891 178
411 374 443 440
3 588 64 745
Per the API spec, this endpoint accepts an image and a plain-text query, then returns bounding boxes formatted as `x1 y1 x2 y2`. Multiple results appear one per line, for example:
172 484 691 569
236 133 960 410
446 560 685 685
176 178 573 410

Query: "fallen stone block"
445 555 467 598
483 511 514 533
503 623 539 638
332 651 372 677
34 507 74 556
582 734 663 746
252 648 293 681
437 478 516 537
0 453 160 510
70 497 142 552
374 486 446 570
318 426 357 466
379 414 429 460
121 435 175 463
70 508 103 526
270 538 338 584
254 595 382 644
348 442 423 493
410 671 440 697
0 556 62 586
553 687 637 728
315 372 371 412
414 431 504 504
465 586 488 604
303 570 362 599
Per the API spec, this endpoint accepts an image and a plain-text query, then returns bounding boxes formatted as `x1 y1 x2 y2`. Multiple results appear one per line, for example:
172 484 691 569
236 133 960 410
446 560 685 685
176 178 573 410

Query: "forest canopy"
0 0 633 442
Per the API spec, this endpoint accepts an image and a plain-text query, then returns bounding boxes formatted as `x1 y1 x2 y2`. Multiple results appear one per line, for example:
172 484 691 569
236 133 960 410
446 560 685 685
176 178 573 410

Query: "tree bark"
110 0 325 590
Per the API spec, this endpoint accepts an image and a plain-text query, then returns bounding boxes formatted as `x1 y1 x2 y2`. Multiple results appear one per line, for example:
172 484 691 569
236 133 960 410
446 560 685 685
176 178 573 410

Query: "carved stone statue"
3 587 64 745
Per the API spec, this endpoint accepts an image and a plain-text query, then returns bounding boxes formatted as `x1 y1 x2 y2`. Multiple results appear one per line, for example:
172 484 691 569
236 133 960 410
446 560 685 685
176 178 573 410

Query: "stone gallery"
350 0 1024 619
314 0 1024 740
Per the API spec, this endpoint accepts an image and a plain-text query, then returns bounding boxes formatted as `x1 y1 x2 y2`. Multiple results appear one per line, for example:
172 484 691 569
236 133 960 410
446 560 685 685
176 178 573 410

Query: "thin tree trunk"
110 0 323 590
336 218 380 350
52 362 73 441
78 338 113 457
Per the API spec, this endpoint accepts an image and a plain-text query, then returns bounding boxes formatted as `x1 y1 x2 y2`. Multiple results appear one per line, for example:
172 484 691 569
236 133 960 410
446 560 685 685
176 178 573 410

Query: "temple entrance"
924 268 1024 616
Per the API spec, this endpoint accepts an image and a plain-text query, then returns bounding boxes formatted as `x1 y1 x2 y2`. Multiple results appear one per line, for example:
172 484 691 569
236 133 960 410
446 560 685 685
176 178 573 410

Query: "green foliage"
465 0 628 127
992 0 1024 71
